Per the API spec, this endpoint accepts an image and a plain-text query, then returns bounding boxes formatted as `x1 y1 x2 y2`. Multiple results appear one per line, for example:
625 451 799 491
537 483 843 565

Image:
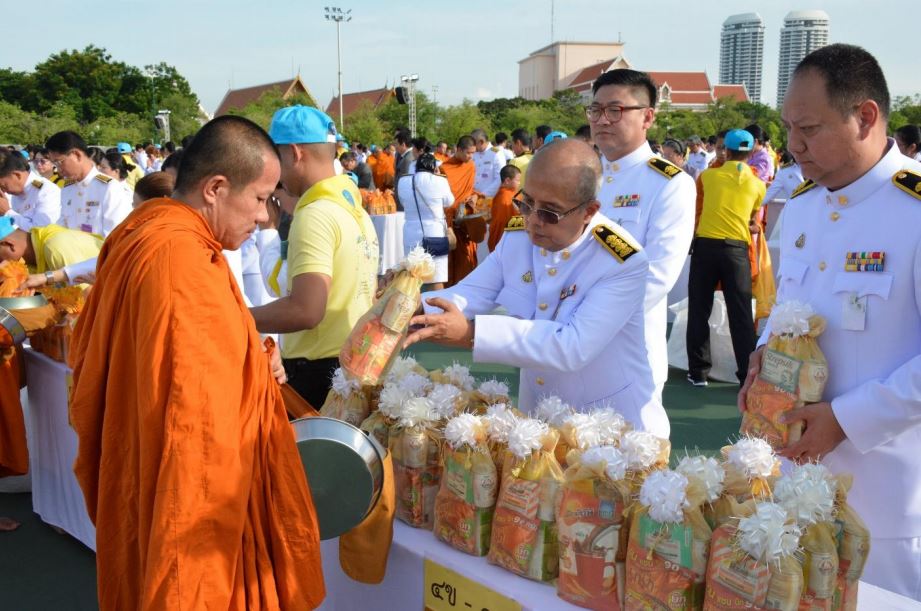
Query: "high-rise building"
720 13 765 103
776 10 830 107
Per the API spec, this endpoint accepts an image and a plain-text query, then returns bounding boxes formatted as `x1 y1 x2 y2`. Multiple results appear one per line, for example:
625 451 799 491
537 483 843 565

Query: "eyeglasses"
584 104 648 123
513 192 590 225
33 158 52 166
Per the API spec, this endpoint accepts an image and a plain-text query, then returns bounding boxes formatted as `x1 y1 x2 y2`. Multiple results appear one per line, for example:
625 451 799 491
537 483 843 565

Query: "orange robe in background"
440 157 479 286
488 186 518 252
0 349 26 477
69 199 324 610
370 152 395 190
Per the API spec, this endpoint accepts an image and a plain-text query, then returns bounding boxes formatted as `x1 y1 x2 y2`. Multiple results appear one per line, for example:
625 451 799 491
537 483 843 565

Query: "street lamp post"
400 74 419 137
325 6 352 132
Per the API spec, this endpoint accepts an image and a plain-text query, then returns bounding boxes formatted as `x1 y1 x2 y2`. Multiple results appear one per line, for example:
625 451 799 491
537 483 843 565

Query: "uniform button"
612 163 620 171
548 268 557 276
605 176 613 183
819 261 827 271
536 377 545 385
540 248 547 256
561 250 571 260
838 196 848 206
539 303 548 311
830 211 840 221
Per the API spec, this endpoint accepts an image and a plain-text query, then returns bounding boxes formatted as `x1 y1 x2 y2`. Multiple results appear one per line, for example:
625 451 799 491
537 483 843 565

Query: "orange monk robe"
440 157 479 287
434 152 450 164
0 348 26 477
69 199 324 610
371 152 395 190
487 185 518 252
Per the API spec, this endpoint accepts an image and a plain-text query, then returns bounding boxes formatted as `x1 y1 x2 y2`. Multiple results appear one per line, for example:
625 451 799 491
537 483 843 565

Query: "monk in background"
488 164 521 252
440 135 481 286
370 145 395 190
68 116 324 610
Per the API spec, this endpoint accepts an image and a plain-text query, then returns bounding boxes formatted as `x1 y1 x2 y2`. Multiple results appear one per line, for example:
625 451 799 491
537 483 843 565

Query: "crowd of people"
0 42 920 608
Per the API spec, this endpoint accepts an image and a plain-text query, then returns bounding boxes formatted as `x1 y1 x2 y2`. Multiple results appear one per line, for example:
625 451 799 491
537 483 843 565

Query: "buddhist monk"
439 135 480 286
68 115 324 610
488 164 521 252
370 146 395 190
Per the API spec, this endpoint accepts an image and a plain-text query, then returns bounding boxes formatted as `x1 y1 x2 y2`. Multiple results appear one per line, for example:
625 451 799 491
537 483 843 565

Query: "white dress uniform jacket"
424 212 668 438
60 166 133 236
762 162 804 204
472 146 503 197
764 141 921 542
9 171 61 230
598 142 696 396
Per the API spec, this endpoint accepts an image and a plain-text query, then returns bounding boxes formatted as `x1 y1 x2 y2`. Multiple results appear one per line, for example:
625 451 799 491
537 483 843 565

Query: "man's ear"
583 200 601 221
201 174 230 208
855 99 881 138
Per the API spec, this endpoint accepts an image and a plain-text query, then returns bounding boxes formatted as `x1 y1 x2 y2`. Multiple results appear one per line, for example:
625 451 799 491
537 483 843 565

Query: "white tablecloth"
370 212 405 274
24 348 96 550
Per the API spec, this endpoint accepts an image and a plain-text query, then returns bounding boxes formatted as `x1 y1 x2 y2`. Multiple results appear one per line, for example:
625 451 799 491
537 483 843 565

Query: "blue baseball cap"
117 142 132 153
544 131 568 144
0 217 17 240
269 105 338 145
724 129 754 152
19 149 29 159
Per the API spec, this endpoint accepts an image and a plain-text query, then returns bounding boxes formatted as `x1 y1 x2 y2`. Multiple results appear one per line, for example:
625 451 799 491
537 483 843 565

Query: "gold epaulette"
31 179 43 189
781 159 795 169
790 179 817 199
63 179 76 187
94 173 113 184
893 170 921 200
592 224 640 263
648 157 683 179
505 215 526 231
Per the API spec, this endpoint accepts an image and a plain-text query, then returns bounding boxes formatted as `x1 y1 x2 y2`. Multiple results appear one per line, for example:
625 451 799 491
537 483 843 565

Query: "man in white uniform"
739 43 921 600
470 128 503 198
589 69 696 401
45 131 132 236
405 139 668 438
0 149 60 229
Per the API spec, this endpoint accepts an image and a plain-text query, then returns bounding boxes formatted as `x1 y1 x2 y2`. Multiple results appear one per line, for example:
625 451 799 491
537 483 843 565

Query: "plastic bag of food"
433 414 497 556
557 445 631 610
469 379 511 414
389 396 443 529
483 402 521 480
677 455 727 533
488 418 563 582
319 368 370 426
340 247 434 386
363 372 431 450
625 468 713 610
704 502 804 611
742 301 829 449
558 408 630 470
0 260 30 297
713 437 780 528
831 475 870 611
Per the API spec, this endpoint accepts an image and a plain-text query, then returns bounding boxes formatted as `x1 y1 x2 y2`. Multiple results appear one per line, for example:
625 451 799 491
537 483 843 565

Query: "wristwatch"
44 270 56 285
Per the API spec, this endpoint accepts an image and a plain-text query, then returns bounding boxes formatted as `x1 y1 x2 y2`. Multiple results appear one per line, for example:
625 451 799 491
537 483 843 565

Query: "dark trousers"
686 237 756 383
283 357 339 410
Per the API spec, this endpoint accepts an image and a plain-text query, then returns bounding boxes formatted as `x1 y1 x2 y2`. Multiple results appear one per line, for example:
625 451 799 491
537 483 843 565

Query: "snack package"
704 502 804 611
483 402 521 480
364 372 431 454
319 368 370 426
469 379 511 414
831 476 870 611
0 260 31 297
742 302 829 449
389 396 443 529
557 445 631 610
713 438 780 527
488 418 563 582
433 414 497 556
340 247 434 385
625 469 712 610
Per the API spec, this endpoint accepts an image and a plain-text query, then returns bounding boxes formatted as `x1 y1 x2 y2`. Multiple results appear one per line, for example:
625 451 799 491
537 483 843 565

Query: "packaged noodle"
483 402 521 480
743 301 829 449
625 469 712 610
557 445 630 610
0 260 31 297
433 414 497 556
340 247 434 385
677 455 727 532
470 378 511 414
488 418 563 582
319 368 370 426
704 502 804 611
775 464 839 611
714 437 780 527
362 372 431 450
389 395 443 529
830 475 869 611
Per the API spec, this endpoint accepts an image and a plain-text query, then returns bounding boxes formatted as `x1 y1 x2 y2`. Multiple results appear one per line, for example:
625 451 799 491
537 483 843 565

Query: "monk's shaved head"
529 139 602 204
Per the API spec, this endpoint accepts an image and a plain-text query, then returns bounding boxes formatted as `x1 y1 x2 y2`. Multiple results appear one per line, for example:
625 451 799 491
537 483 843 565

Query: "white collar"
602 141 652 174
77 165 100 187
822 139 902 209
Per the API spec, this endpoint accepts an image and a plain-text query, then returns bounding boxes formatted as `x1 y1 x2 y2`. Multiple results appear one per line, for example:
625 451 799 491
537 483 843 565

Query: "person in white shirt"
398 152 455 288
45 131 133 236
97 150 136 200
470 128 503 198
895 124 921 162
686 136 710 175
0 149 61 230
493 132 516 164
762 152 804 204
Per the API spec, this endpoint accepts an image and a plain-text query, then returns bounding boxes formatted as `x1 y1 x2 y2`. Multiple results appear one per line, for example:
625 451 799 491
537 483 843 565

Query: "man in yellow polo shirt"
0 217 103 275
250 106 379 407
686 129 765 386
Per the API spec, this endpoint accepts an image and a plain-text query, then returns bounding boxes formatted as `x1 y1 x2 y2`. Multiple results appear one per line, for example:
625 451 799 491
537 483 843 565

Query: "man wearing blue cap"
686 128 765 386
250 105 379 408
0 216 102 275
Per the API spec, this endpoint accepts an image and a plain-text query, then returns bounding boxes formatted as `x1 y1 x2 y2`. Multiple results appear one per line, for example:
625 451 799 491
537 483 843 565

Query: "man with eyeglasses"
0 148 61 230
588 69 696 402
404 139 668 438
45 131 132 237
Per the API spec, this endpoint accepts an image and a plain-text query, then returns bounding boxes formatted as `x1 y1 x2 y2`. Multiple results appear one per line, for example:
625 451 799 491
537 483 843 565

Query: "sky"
4 0 919 116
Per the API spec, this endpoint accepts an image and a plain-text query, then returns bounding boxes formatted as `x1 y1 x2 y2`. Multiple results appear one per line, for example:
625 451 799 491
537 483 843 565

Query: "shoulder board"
790 179 817 199
781 160 795 169
31 179 43 189
63 179 76 187
491 146 501 153
647 157 682 179
94 173 113 184
505 215 526 231
592 224 640 263
892 170 921 200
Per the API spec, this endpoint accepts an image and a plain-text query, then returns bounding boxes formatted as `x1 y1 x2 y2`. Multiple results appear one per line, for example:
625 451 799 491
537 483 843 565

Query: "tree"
344 101 388 147
435 101 492 147
228 89 318 131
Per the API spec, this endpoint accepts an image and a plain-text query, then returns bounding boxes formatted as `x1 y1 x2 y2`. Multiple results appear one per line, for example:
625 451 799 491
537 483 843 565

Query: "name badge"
80 223 93 233
87 200 100 207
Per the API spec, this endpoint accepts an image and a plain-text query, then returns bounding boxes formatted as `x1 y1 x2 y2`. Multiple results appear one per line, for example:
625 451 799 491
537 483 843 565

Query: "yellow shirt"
283 175 379 361
508 153 533 187
696 161 766 244
30 225 104 274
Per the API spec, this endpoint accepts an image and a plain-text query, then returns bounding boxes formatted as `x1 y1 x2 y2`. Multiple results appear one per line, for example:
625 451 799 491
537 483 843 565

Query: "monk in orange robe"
68 116 324 610
488 164 521 252
370 148 395 190
440 135 481 286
